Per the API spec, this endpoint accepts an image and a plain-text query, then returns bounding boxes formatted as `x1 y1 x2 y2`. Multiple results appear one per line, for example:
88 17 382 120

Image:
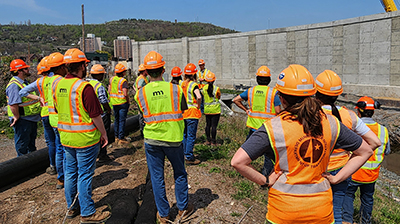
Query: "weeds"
230 212 242 217
209 167 221 174
232 181 253 200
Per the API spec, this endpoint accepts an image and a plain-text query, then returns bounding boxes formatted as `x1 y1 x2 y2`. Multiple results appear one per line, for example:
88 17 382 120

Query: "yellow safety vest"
247 85 277 129
36 76 51 117
109 76 127 105
182 80 201 119
54 77 101 148
135 75 148 90
203 84 221 115
134 81 184 142
88 79 110 112
6 77 41 118
48 75 63 128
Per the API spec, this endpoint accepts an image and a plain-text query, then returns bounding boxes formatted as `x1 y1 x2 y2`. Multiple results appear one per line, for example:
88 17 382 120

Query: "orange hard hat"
205 71 216 82
184 63 197 75
47 52 66 68
356 96 380 110
144 51 165 69
37 56 50 75
198 59 205 65
316 70 343 96
138 64 146 72
276 64 316 96
10 59 29 72
90 64 106 74
63 48 90 64
256 66 271 77
171 66 182 77
115 63 127 73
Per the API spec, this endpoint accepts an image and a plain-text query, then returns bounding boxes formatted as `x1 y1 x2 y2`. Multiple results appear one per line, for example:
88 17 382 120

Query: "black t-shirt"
241 121 363 162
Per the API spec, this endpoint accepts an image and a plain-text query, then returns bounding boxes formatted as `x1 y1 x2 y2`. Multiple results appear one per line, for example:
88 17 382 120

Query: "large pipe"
0 115 140 189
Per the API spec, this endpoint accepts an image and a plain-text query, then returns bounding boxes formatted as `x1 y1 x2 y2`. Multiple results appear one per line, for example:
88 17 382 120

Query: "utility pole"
81 4 85 52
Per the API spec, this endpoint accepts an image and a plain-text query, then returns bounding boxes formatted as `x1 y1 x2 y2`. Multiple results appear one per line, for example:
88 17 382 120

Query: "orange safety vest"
352 120 389 183
182 80 201 119
323 106 358 172
264 111 339 224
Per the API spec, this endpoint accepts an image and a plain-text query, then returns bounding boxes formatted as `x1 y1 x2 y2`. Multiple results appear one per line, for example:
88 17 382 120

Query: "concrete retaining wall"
131 11 400 98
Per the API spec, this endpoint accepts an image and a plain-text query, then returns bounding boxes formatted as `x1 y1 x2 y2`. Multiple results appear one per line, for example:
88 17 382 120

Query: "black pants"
205 114 220 143
99 113 111 157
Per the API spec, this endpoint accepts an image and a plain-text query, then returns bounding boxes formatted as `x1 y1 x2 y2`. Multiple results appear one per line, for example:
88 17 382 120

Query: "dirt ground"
0 127 267 224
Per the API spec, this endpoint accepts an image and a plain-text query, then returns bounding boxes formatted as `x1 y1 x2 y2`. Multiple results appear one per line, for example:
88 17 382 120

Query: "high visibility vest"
48 75 63 128
264 112 339 224
203 84 221 115
109 76 127 105
36 76 51 117
323 106 358 172
352 121 389 183
196 69 209 89
54 77 101 148
182 80 201 119
134 81 184 142
135 75 148 90
88 79 109 112
246 85 277 129
6 77 41 118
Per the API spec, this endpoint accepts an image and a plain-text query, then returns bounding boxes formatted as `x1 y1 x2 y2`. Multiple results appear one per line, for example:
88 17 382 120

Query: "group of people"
6 48 390 224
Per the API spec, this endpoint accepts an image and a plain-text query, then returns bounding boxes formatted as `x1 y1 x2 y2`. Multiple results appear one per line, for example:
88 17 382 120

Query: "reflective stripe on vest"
361 123 387 169
48 75 63 127
203 85 221 114
186 81 197 108
197 69 209 80
37 76 50 117
247 86 277 129
135 75 148 89
109 76 127 105
204 87 218 106
6 78 41 117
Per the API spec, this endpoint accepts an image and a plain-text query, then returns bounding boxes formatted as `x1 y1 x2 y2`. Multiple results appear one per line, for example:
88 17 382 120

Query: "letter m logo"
153 90 164 96
256 90 264 94
59 88 67 93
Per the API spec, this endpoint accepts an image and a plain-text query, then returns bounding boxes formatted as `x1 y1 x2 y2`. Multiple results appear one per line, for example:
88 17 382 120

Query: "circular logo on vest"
294 136 327 168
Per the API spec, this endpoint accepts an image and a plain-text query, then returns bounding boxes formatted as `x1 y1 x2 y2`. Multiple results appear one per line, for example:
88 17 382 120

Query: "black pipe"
0 115 140 189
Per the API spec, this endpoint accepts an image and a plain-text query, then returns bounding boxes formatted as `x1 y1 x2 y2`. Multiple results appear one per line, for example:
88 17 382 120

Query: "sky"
0 0 394 32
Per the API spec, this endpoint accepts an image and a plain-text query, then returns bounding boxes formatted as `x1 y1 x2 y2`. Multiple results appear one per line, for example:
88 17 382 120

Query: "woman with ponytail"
202 72 221 146
231 64 375 224
315 70 381 224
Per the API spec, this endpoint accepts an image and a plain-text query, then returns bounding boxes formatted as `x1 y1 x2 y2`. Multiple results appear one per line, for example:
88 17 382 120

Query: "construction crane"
381 0 398 12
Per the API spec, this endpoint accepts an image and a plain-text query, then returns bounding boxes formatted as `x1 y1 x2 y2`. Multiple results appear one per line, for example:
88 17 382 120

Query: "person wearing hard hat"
134 64 149 91
134 51 193 224
54 48 110 223
231 64 374 224
181 63 202 165
203 72 221 146
87 64 113 162
170 66 183 86
232 65 281 178
109 63 130 145
315 70 381 224
6 59 41 156
19 56 60 179
342 96 390 224
196 59 208 89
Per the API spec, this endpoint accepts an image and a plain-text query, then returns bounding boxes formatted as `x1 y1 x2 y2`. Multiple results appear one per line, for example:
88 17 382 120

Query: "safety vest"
352 120 389 183
54 77 101 148
203 84 221 115
6 77 41 118
323 106 358 172
135 75 148 90
196 69 209 89
134 81 184 142
88 79 109 112
182 80 201 119
264 112 339 224
48 75 63 128
246 85 277 129
109 76 127 105
36 76 51 117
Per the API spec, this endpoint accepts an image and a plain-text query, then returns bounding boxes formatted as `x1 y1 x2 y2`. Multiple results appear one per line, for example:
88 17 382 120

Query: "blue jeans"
13 118 37 156
343 180 375 224
329 167 350 224
183 119 199 161
144 143 188 217
42 116 56 166
113 103 129 139
54 128 65 181
64 143 100 217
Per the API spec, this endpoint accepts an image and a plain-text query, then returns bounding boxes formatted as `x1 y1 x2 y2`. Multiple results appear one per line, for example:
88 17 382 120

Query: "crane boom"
381 0 398 12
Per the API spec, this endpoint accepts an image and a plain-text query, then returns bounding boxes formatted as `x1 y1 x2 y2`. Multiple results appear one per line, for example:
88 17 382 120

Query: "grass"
230 212 242 217
232 181 254 200
209 167 221 173
220 89 244 95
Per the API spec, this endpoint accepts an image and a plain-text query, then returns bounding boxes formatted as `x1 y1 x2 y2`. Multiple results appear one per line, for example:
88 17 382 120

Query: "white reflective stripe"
204 102 219 106
248 111 275 118
316 79 324 87
70 80 85 123
362 162 381 169
187 81 195 107
58 123 96 131
93 82 101 95
144 113 183 123
348 109 357 131
248 87 254 109
266 88 273 113
327 115 339 150
44 102 48 106
52 76 63 97
330 85 342 91
271 117 289 171
172 84 179 112
20 99 39 107
366 103 374 107
271 174 331 194
296 84 314 90
137 89 149 116
109 93 125 98
361 124 387 169
48 107 56 113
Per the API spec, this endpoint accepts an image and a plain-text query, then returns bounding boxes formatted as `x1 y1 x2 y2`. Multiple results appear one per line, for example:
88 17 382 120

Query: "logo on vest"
294 136 327 168
58 88 68 97
255 90 264 95
151 90 167 100
153 90 164 96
